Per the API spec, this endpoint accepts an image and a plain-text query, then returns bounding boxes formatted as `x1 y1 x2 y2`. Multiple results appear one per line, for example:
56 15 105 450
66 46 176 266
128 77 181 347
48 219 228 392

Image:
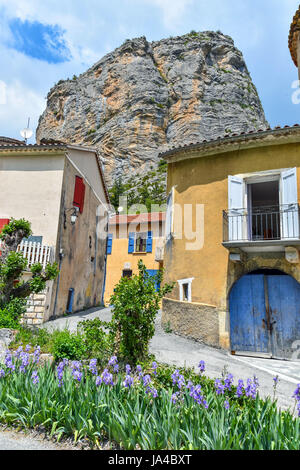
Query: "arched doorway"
229 269 300 360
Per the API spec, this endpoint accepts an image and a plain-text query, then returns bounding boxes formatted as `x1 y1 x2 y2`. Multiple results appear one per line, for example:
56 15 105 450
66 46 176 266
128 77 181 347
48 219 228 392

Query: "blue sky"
0 0 299 142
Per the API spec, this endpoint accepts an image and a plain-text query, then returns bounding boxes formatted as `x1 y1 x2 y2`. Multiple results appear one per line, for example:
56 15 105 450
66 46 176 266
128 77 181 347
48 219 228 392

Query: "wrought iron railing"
223 204 300 243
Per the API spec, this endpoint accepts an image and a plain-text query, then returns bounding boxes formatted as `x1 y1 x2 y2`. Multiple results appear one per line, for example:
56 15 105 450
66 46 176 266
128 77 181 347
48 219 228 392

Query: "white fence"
17 242 55 270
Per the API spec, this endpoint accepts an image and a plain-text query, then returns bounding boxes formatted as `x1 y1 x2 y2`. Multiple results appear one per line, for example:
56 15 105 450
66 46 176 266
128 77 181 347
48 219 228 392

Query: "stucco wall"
104 220 164 304
163 141 300 349
50 157 108 317
0 152 65 245
67 149 107 204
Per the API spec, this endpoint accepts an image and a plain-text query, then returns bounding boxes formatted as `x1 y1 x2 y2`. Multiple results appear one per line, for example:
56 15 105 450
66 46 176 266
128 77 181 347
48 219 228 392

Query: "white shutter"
228 176 244 241
281 168 299 239
166 188 174 241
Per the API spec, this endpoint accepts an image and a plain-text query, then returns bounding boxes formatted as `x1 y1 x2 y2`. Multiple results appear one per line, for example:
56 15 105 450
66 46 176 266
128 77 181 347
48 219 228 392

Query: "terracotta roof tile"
159 125 300 159
109 212 166 226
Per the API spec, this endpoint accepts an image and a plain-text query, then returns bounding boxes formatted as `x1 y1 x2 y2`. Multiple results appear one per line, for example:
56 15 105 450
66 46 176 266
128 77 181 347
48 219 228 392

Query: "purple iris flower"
31 370 39 385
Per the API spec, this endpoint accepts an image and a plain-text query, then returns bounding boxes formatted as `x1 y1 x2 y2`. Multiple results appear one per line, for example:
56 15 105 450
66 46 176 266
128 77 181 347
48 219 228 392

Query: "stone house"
103 212 165 304
0 141 110 325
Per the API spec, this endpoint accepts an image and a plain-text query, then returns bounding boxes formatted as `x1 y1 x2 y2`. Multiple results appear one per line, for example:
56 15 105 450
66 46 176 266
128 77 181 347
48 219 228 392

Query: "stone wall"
21 280 54 327
162 297 220 348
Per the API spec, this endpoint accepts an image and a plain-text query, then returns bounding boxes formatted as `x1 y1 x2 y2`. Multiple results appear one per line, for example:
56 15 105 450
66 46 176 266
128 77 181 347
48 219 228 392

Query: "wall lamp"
64 207 79 228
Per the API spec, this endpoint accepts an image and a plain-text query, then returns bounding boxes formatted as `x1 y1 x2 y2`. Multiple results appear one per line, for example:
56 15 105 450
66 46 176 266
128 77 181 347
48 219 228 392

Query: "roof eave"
160 127 300 164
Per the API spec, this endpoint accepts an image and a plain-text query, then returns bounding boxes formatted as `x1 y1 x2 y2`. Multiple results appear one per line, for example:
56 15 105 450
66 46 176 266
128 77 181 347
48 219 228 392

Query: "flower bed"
0 347 300 450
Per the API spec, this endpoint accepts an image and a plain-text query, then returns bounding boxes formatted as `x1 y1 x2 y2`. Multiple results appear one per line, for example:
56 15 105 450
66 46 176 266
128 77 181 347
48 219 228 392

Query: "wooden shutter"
0 219 10 233
128 233 135 253
166 188 174 240
228 176 244 241
146 231 153 253
73 176 86 214
281 168 299 238
106 233 113 255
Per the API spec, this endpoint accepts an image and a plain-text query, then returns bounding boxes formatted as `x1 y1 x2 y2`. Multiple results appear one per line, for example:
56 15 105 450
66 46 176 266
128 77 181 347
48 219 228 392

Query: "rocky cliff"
37 31 268 186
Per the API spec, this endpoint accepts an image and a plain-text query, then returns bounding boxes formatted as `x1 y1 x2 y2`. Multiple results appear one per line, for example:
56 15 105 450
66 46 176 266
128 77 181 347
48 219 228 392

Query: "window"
135 232 147 252
122 270 133 278
228 168 299 242
128 231 153 253
177 278 194 302
183 283 189 301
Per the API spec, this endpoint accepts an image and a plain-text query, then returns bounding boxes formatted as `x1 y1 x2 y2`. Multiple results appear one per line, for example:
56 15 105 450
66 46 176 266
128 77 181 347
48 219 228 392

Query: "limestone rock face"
36 32 268 186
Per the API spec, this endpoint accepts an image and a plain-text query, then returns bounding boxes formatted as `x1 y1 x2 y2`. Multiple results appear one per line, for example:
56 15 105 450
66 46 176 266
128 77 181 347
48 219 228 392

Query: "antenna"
20 117 33 145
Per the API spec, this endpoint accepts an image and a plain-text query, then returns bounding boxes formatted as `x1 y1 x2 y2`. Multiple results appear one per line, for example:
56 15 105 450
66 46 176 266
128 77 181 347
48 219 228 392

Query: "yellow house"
104 212 165 305
160 8 300 361
161 125 300 360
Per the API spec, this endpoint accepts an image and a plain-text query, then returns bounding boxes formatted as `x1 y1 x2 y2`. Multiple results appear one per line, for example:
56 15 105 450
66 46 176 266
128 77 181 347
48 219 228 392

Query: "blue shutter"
128 233 135 253
146 270 160 292
146 231 153 253
106 233 113 255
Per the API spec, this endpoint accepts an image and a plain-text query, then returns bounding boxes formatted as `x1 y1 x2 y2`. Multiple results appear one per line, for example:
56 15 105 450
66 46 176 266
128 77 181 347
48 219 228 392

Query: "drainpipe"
101 223 109 305
52 249 64 318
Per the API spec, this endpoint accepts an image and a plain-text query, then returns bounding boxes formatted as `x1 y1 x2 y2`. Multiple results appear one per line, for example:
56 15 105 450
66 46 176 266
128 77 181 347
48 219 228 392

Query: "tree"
109 260 174 364
0 219 59 326
109 177 126 211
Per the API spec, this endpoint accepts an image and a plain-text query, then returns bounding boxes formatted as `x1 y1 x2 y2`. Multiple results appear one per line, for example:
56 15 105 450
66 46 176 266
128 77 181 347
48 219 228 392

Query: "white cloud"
0 79 45 141
146 0 194 28
0 0 299 139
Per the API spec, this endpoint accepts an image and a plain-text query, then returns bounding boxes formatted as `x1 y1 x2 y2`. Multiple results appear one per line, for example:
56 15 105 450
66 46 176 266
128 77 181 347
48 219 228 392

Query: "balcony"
17 241 55 269
223 204 300 252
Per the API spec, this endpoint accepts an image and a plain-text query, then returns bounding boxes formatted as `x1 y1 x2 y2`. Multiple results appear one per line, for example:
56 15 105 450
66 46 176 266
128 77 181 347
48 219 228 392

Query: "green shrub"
51 330 86 361
12 327 52 351
0 218 59 309
0 298 27 329
109 261 174 364
0 218 31 240
78 318 114 363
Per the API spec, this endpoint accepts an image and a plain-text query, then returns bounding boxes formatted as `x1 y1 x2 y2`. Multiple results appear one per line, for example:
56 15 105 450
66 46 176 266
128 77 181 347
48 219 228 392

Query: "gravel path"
0 427 76 450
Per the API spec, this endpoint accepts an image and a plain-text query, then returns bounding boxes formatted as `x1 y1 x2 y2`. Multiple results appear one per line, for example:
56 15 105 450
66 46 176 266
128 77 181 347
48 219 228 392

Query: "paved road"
0 428 74 450
44 306 300 412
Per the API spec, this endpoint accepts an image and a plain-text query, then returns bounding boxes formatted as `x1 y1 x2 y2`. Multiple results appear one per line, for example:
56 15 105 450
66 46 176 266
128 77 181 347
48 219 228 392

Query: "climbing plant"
0 219 59 327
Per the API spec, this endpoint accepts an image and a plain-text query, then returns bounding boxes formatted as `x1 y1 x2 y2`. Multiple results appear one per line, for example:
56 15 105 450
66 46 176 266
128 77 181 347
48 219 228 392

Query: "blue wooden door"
230 275 269 354
267 275 300 359
230 272 300 359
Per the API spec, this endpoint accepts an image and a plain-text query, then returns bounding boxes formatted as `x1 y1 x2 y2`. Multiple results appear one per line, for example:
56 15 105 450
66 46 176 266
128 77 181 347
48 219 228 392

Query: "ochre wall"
104 221 164 305
163 141 300 349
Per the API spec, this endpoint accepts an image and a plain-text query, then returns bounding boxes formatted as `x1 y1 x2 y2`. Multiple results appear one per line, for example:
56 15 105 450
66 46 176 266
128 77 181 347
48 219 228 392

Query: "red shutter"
0 219 10 233
0 219 10 256
73 176 86 214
